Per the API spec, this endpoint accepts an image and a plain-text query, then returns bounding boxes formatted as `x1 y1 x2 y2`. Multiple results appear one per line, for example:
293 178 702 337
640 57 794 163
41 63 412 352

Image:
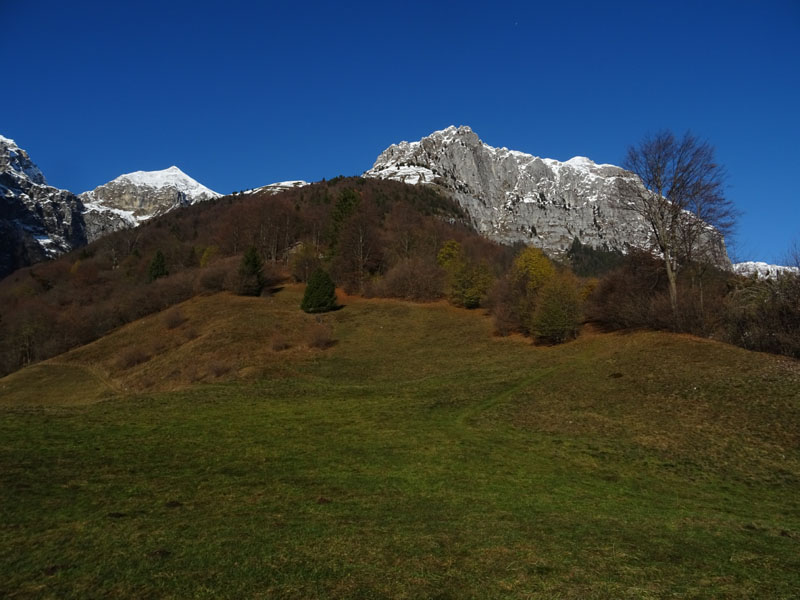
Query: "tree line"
0 132 797 378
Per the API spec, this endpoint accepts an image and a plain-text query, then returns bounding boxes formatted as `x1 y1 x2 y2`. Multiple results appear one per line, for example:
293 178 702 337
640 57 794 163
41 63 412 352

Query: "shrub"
306 322 335 349
531 272 583 344
208 361 231 377
271 333 291 352
198 264 229 292
117 348 151 370
301 268 337 313
723 272 800 358
378 258 444 301
290 243 322 283
163 308 186 330
488 275 520 336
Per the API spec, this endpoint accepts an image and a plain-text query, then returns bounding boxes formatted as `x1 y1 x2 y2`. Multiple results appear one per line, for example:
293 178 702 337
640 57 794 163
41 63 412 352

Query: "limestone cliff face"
365 126 727 264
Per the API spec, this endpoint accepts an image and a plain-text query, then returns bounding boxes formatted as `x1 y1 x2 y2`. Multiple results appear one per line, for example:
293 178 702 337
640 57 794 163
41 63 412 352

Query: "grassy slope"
1 286 799 598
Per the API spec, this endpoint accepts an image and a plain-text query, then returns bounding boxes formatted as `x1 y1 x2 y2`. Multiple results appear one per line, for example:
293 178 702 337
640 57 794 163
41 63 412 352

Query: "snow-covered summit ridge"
366 125 621 182
733 261 799 279
104 165 220 200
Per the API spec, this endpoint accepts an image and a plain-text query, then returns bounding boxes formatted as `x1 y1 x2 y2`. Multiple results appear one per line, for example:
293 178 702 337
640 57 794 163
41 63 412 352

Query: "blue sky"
2 0 798 263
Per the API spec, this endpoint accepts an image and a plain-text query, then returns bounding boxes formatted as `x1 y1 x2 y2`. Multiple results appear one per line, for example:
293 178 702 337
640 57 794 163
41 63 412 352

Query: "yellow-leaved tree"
437 240 491 309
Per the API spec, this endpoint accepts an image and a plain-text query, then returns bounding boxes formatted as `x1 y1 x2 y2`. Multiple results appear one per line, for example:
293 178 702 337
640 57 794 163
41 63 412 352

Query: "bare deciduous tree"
623 130 736 318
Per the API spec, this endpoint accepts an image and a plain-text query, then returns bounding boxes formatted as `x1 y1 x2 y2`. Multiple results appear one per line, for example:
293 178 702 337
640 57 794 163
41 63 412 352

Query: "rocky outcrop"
365 126 728 265
0 135 87 278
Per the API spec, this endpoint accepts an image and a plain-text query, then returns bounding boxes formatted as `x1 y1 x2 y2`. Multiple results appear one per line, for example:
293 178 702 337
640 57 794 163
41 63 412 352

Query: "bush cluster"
489 247 583 344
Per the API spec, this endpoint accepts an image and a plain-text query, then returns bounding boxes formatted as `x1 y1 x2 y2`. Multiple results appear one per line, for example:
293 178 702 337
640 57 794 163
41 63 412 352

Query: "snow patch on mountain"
242 180 309 195
733 262 799 279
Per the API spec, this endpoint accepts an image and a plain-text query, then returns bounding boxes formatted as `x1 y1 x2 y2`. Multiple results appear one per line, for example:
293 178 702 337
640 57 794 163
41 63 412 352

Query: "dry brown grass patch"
306 322 335 349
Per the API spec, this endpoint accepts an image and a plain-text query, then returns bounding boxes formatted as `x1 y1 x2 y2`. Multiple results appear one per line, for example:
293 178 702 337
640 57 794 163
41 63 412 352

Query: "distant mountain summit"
0 135 220 278
365 126 728 264
79 166 220 242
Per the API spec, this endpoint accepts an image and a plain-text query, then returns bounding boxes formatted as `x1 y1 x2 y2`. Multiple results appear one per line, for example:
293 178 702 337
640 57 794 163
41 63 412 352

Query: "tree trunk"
664 255 679 324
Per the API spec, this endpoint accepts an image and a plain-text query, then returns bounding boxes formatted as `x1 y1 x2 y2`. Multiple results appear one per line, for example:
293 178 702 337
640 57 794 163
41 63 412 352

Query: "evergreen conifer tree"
237 246 265 296
301 268 337 313
147 250 168 282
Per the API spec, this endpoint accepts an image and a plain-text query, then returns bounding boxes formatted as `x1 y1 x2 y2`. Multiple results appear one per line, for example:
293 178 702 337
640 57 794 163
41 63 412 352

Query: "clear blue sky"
2 0 798 263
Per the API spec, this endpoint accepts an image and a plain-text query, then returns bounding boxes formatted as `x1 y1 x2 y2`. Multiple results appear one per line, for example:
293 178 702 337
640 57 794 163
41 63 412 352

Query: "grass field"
1 286 799 598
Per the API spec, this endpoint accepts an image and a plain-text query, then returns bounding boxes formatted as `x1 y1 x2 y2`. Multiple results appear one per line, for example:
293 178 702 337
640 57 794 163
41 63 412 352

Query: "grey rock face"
0 135 87 278
1 135 220 278
365 126 728 265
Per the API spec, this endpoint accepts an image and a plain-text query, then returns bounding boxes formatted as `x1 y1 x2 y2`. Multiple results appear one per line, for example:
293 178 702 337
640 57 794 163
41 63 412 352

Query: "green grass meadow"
1 288 799 598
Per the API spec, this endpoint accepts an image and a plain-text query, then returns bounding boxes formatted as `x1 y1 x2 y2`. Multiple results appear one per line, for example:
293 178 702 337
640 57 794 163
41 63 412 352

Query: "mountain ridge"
0 135 220 278
364 125 729 267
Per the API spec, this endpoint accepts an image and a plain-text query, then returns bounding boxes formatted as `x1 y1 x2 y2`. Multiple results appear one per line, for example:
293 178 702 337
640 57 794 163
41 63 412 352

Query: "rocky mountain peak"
1 135 221 278
365 126 727 266
1 136 86 277
0 135 47 186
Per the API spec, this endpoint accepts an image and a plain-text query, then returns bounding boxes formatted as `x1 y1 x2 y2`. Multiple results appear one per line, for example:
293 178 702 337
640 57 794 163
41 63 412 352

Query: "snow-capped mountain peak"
108 165 220 201
77 166 221 239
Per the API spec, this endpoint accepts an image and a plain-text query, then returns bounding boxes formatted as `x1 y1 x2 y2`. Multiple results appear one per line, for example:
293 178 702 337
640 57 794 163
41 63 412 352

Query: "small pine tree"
147 250 168 282
301 268 337 313
237 246 265 296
